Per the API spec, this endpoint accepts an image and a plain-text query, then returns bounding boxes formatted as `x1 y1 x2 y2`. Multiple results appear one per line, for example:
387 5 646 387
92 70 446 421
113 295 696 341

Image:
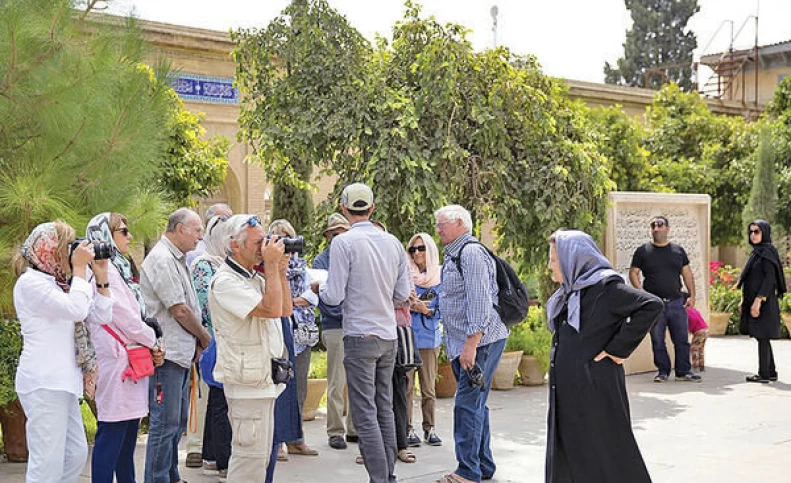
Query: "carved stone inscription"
611 202 707 311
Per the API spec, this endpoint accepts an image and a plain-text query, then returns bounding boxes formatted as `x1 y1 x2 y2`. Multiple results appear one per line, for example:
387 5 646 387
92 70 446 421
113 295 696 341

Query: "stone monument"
604 192 711 374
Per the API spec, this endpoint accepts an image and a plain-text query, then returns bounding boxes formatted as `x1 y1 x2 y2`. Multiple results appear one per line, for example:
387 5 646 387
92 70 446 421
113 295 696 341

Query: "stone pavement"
2 335 791 482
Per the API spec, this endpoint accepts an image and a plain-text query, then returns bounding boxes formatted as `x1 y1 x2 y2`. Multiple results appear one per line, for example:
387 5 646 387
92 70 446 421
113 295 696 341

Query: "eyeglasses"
649 220 666 229
408 245 427 254
114 227 130 237
749 229 761 235
241 216 261 228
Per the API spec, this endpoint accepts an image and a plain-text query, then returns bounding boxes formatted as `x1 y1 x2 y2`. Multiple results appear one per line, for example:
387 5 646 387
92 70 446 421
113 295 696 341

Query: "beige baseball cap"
341 183 374 210
324 213 350 234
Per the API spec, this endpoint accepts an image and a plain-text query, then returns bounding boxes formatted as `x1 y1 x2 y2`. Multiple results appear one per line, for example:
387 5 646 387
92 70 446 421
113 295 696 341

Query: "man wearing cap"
312 184 411 483
313 213 357 449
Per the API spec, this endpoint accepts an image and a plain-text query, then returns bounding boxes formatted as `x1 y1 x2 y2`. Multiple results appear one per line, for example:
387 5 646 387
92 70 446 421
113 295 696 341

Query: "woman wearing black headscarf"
738 220 787 383
545 230 662 483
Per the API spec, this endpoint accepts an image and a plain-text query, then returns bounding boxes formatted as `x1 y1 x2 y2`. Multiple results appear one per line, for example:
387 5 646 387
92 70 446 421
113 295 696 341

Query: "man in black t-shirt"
629 216 702 383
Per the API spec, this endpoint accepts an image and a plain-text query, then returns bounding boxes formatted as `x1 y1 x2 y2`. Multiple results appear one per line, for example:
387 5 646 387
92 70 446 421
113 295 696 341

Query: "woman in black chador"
544 230 662 483
738 219 787 383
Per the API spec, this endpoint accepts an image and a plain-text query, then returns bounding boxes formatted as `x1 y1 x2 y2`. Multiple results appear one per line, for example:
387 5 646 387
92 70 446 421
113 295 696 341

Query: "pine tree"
0 0 173 312
604 0 700 91
742 128 777 228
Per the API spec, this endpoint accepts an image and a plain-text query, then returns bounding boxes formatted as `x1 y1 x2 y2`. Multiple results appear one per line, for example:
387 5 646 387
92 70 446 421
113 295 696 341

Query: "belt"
662 297 680 303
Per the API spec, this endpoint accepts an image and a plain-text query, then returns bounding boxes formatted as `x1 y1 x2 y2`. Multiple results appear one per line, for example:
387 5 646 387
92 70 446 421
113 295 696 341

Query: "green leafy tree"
587 106 656 191
0 0 174 312
604 0 699 91
742 127 777 227
233 0 371 234
643 84 755 245
158 90 230 207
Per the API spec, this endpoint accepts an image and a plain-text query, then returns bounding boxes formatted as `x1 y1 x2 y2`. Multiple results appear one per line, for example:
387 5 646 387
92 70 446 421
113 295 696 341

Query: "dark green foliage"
604 0 699 91
742 128 777 226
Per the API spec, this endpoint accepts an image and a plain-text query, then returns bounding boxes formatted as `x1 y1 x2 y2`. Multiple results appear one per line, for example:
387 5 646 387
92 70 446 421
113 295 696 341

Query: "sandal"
436 475 466 483
746 374 770 383
397 449 417 463
355 454 364 465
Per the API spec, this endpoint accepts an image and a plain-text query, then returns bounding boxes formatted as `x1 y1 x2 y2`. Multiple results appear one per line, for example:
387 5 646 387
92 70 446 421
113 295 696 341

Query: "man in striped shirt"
435 205 508 483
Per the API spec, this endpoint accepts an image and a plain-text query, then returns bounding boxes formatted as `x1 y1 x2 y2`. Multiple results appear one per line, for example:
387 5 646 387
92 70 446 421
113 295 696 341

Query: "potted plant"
0 316 27 462
505 308 551 386
303 350 328 421
780 293 791 336
708 262 741 336
435 343 457 398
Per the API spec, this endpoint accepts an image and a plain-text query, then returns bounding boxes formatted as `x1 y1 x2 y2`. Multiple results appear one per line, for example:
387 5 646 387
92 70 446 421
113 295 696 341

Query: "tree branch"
52 120 86 163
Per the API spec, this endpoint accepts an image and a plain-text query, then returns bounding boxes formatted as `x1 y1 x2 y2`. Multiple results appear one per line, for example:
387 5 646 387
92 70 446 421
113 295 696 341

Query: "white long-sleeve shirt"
14 269 112 397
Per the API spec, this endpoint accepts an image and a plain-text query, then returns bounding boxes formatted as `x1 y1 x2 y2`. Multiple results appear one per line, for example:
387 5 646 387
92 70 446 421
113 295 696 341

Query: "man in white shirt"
209 214 291 482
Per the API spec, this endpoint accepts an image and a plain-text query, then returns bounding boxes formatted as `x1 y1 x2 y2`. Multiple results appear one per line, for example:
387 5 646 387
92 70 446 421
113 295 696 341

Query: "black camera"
418 288 437 302
267 235 305 254
467 363 486 391
70 238 113 261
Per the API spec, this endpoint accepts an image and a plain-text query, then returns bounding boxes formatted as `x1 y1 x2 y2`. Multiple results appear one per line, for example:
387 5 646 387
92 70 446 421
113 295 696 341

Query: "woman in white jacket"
13 221 112 483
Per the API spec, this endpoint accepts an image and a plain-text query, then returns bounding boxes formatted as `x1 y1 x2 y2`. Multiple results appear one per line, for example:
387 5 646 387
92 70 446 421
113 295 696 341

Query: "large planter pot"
302 378 327 422
518 355 547 386
0 399 28 462
492 351 523 391
435 362 457 398
709 312 731 336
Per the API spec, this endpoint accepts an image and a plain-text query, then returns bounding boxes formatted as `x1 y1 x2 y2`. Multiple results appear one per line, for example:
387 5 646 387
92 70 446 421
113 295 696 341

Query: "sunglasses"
749 229 761 235
241 215 261 228
408 245 427 254
650 221 666 229
114 227 130 237
208 215 229 236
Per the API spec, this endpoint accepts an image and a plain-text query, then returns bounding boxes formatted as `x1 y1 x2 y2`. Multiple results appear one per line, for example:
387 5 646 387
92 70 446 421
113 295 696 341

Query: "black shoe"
770 373 778 381
675 373 702 382
345 434 358 443
746 375 770 384
653 373 668 383
329 435 347 449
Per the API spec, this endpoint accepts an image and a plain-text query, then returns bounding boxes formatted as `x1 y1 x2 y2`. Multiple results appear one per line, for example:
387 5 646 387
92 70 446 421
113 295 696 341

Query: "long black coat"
740 257 782 340
546 275 662 483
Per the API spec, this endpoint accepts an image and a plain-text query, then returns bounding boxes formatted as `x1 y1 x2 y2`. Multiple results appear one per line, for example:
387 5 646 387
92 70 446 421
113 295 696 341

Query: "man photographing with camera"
209 214 292 482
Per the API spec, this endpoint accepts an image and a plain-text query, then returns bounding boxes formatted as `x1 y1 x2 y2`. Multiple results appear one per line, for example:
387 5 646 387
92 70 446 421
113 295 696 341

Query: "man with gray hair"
209 214 291 481
141 208 212 483
185 204 233 470
312 183 411 483
435 204 508 483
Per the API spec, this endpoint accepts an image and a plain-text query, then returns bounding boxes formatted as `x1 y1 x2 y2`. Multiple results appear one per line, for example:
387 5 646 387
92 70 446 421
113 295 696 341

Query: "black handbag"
271 357 295 384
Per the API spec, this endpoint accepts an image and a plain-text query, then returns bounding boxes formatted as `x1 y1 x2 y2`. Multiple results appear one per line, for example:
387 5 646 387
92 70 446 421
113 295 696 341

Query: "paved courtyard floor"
2 335 791 482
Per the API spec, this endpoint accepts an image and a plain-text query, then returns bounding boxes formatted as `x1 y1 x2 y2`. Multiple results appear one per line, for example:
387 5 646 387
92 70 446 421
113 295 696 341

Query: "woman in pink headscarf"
405 233 444 447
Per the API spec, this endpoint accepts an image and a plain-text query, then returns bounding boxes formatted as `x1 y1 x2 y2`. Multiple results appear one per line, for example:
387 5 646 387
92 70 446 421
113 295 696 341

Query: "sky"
115 0 791 83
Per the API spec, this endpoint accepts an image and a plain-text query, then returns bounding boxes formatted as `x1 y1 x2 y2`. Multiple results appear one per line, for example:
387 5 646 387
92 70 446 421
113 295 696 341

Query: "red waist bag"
102 325 155 382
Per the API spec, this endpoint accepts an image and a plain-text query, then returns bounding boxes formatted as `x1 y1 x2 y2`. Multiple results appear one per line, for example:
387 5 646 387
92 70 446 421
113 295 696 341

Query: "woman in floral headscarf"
13 220 111 483
85 212 165 483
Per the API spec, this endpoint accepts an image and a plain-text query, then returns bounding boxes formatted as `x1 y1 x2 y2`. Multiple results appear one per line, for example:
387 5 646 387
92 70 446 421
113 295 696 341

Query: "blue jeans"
92 419 140 483
344 336 397 483
144 360 190 483
650 298 691 376
451 337 506 483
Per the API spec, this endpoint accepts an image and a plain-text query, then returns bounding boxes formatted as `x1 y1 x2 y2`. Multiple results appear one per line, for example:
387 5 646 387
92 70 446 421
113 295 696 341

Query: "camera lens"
94 242 112 260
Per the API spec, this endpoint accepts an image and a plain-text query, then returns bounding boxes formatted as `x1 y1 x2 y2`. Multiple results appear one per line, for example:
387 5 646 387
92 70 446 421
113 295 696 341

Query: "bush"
505 307 551 372
308 350 327 379
0 318 22 408
709 261 741 313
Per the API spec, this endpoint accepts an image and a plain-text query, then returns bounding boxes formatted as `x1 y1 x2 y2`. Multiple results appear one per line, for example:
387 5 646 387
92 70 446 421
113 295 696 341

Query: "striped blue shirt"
439 233 508 360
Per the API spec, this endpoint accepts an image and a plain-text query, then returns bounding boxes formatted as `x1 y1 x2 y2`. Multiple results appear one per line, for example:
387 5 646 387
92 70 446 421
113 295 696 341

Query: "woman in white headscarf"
544 230 661 483
191 214 233 477
404 233 444 447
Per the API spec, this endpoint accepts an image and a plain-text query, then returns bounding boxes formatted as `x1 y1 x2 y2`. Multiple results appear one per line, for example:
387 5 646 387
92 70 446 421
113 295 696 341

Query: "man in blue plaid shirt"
435 205 508 483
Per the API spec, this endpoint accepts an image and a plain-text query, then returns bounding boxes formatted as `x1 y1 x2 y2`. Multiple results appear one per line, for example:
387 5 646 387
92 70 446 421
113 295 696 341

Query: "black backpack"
449 241 530 327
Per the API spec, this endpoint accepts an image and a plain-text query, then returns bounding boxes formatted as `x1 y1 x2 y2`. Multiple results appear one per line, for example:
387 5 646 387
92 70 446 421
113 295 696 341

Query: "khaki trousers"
226 395 276 483
322 328 356 437
406 347 440 431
